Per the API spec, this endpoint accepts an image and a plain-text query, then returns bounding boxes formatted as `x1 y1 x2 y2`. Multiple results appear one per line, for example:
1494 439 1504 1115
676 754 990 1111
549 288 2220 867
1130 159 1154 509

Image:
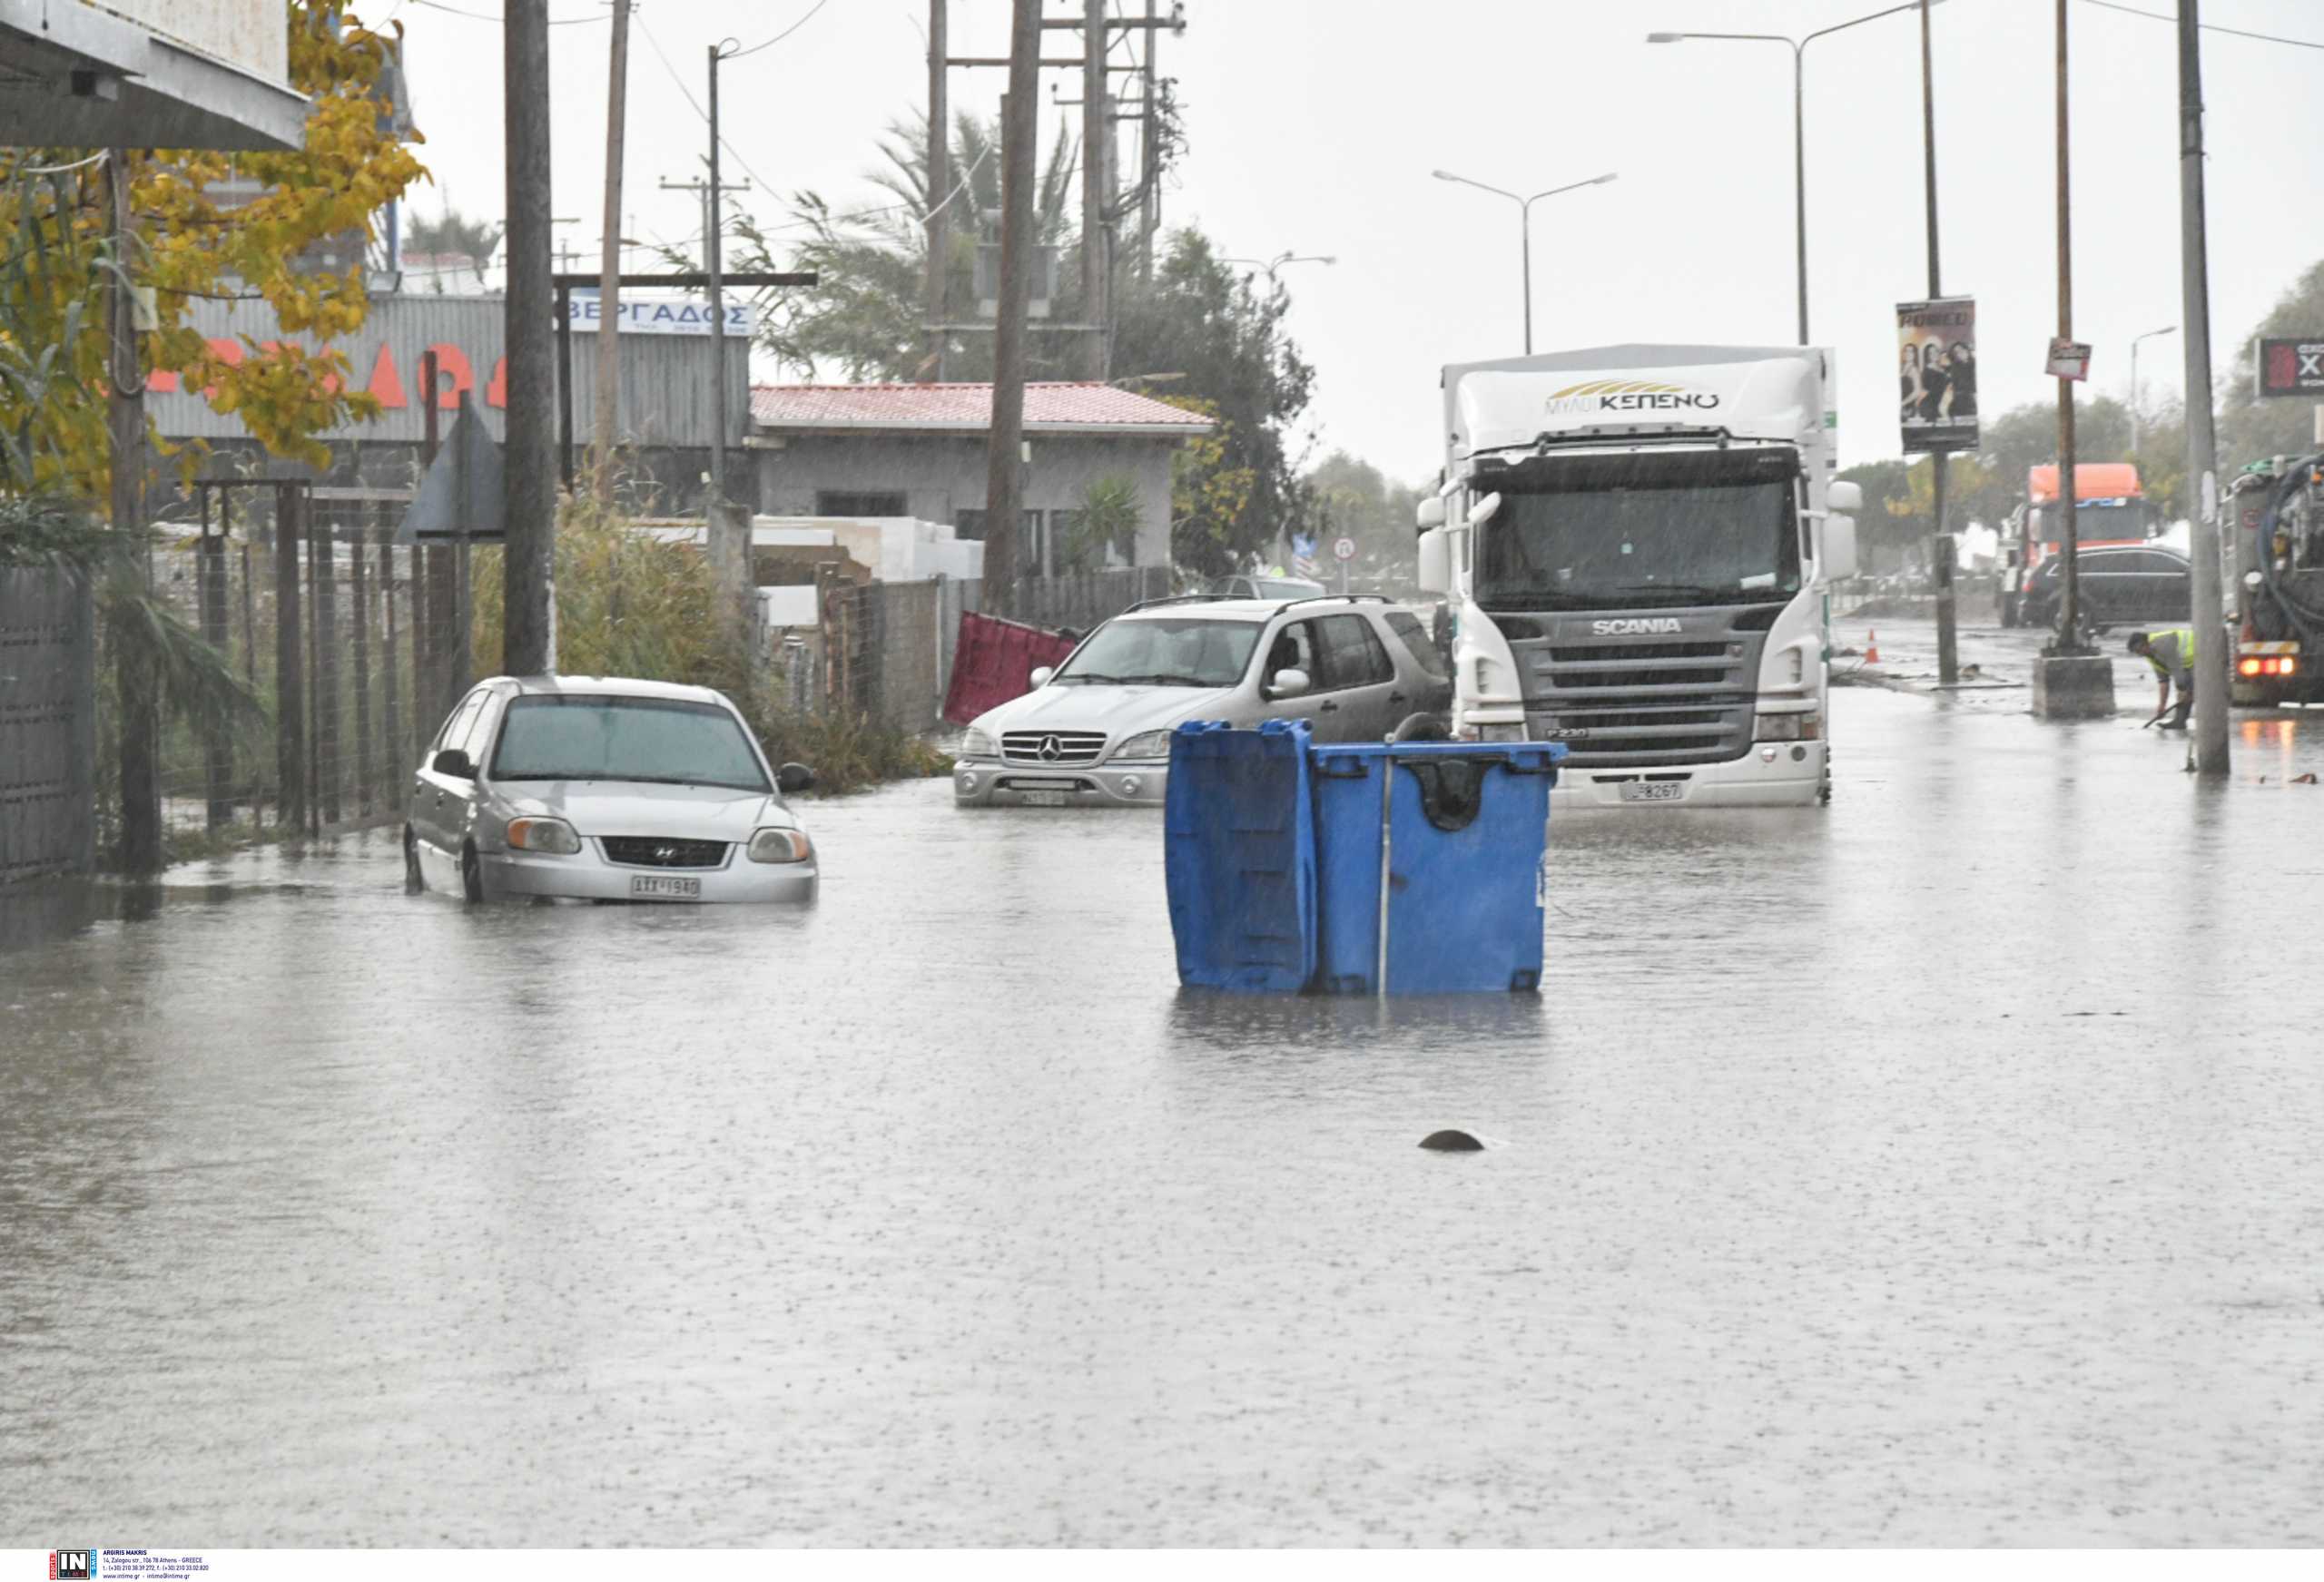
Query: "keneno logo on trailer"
1591 617 1684 636
1545 380 1722 416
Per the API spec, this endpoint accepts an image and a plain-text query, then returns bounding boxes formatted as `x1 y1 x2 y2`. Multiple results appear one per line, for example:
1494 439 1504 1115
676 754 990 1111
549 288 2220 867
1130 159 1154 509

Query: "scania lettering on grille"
1590 617 1684 636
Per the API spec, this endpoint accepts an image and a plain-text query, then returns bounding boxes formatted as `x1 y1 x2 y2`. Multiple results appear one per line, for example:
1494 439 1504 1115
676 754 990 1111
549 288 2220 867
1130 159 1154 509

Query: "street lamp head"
1590 172 1620 185
1646 32 1684 44
1430 170 1458 182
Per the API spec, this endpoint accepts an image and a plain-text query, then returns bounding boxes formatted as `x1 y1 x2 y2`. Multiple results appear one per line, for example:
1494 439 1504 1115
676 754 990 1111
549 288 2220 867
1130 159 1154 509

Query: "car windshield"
1475 449 1802 612
489 695 769 791
1052 616 1265 688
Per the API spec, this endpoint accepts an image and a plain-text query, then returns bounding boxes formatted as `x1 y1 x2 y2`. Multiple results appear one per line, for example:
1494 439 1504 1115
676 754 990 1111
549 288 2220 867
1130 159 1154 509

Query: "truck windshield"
1473 450 1802 612
2029 500 2152 543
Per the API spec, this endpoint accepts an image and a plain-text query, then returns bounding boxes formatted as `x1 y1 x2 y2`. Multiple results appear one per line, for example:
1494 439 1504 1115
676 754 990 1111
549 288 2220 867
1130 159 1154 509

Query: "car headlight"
1111 728 1174 762
747 827 813 864
960 727 998 760
1755 711 1822 742
506 816 580 854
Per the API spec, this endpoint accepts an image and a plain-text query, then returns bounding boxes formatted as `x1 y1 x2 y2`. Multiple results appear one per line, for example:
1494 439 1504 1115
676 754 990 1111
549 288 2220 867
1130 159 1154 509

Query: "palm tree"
724 111 1082 383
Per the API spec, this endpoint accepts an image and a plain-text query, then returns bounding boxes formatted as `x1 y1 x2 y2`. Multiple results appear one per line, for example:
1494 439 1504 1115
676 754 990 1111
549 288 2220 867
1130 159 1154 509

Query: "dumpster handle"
1375 738 1393 998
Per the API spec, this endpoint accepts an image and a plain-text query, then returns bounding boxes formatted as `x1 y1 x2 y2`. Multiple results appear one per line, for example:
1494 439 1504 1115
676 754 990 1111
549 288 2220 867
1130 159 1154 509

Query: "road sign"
2046 338 2092 381
2256 337 2324 398
1333 536 1357 562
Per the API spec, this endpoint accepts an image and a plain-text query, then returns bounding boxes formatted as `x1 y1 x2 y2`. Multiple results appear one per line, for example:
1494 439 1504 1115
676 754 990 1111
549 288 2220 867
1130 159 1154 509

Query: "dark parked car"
2018 543 2191 631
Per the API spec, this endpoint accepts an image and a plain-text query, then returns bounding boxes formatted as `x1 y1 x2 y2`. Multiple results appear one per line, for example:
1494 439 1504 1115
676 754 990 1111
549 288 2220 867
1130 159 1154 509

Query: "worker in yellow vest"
2127 628 2195 731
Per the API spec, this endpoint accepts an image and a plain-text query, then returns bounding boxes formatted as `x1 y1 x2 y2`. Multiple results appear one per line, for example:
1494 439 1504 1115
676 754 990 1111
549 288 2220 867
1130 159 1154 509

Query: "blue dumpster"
1163 719 1317 992
1309 742 1566 995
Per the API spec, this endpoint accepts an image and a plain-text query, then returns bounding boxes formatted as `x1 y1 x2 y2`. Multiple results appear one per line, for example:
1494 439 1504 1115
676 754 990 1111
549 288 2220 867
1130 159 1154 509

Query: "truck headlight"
1474 723 1527 743
960 727 998 760
1111 729 1174 762
1755 711 1822 742
506 816 580 854
747 828 814 864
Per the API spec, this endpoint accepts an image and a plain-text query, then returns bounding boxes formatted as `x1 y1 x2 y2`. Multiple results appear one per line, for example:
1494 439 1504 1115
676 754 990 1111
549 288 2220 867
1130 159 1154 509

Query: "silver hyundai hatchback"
953 595 1452 808
404 674 820 903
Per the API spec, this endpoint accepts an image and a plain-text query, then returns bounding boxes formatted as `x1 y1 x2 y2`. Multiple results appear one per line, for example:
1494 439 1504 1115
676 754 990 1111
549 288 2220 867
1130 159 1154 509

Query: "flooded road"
6 687 2324 1545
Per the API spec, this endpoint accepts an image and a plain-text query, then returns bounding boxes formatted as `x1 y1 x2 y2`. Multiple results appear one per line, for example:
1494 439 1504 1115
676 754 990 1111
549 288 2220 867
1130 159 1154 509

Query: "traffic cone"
1866 628 1881 664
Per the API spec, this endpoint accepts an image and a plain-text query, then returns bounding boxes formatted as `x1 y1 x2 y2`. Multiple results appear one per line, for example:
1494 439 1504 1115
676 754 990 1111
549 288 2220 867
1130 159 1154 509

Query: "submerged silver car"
953 594 1452 808
404 675 819 903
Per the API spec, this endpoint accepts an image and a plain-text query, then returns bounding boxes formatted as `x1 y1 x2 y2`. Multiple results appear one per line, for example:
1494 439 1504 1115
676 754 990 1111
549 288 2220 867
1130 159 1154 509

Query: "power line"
726 0 833 60
2083 0 2324 50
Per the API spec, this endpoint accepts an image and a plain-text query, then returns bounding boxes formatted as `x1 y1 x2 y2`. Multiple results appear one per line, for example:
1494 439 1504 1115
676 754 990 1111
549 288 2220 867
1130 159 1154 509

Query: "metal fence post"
274 483 306 836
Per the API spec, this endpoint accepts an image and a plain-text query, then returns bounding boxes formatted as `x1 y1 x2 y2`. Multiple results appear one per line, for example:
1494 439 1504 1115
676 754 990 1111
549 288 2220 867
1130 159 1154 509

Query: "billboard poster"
2256 337 2324 398
1896 296 1978 453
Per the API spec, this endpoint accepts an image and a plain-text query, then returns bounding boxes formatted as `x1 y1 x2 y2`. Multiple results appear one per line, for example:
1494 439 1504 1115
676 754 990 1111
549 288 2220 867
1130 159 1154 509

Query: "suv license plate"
1019 791 1069 807
630 874 703 899
1619 781 1684 803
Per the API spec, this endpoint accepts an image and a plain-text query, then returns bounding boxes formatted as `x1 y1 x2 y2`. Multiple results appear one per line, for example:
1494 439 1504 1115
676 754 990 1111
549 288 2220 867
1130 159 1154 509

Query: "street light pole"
2129 325 2177 460
1648 0 1937 345
2179 0 2227 776
1429 170 1616 355
1220 251 1336 284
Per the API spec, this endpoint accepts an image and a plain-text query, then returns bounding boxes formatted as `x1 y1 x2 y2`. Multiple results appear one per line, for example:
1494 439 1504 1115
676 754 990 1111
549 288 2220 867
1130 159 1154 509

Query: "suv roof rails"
1122 592 1224 614
1274 593 1390 614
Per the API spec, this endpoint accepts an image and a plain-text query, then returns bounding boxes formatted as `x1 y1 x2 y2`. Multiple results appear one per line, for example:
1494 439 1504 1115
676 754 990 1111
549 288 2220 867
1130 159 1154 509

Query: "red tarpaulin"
942 611 1081 726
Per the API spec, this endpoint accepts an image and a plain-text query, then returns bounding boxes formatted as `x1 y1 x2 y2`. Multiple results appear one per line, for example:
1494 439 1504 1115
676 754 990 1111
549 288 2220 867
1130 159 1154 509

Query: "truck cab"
1415 344 1857 810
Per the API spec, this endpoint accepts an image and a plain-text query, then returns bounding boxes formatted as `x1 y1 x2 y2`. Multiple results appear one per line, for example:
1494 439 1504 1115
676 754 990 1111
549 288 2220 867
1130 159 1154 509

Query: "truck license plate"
1619 781 1684 803
630 874 703 899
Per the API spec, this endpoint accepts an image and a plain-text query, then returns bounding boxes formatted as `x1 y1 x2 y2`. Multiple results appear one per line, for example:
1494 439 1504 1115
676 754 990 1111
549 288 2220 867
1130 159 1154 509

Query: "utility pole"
1920 0 1957 685
983 0 1042 620
1139 0 1160 280
925 0 949 379
2053 0 2083 651
594 0 631 503
106 147 159 874
1080 0 1109 379
504 0 557 675
2180 0 2228 775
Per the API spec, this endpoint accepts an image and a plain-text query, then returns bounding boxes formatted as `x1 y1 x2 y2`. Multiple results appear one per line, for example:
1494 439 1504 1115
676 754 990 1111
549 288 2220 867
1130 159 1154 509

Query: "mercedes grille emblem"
1039 734 1063 762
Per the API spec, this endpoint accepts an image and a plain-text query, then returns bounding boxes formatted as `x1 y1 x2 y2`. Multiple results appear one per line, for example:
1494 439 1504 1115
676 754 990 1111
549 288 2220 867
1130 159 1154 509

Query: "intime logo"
50 1554 94 1582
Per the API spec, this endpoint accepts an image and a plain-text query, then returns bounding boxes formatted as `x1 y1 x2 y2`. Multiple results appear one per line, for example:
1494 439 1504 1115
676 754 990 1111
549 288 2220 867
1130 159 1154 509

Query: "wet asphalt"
5 683 2324 1544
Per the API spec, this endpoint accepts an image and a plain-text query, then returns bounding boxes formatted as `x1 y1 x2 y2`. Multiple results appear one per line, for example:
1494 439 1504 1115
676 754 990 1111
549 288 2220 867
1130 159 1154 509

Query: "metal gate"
0 567 97 881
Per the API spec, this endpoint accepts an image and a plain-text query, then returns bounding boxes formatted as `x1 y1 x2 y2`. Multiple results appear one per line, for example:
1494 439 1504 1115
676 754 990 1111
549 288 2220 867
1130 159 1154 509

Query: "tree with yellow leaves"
0 1 427 496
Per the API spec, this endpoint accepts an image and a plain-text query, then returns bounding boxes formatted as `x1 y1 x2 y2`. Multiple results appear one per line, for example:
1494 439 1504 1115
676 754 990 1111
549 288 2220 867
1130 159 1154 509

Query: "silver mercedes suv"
952 594 1452 808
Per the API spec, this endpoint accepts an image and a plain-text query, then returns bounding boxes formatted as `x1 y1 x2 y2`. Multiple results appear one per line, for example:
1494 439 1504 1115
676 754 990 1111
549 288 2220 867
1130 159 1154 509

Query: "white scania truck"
1415 344 1860 809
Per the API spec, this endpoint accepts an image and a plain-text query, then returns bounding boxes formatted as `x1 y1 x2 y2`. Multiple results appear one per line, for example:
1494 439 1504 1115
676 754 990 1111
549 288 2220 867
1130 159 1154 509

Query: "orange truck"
1995 462 2159 627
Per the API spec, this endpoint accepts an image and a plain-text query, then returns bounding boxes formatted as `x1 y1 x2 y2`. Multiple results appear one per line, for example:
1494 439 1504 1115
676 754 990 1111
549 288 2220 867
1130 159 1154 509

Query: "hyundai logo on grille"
654 843 677 863
1039 735 1063 762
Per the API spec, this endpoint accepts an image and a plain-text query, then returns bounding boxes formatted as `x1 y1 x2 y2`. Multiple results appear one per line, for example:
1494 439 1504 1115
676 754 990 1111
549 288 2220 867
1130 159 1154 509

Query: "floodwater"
5 686 2324 1545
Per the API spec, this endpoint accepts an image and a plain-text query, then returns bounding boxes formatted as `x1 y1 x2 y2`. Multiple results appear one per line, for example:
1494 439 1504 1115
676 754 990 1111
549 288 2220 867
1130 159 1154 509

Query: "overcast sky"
390 0 2324 483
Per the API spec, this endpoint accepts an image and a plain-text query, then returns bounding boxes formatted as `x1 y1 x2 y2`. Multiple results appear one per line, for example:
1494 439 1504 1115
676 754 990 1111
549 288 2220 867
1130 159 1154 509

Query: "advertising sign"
1897 297 1978 452
2046 338 2092 381
2256 337 2324 398
566 288 754 338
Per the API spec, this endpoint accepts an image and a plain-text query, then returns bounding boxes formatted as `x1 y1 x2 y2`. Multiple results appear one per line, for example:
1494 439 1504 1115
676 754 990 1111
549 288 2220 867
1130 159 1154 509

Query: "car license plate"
1019 791 1069 807
630 874 702 899
1619 781 1684 803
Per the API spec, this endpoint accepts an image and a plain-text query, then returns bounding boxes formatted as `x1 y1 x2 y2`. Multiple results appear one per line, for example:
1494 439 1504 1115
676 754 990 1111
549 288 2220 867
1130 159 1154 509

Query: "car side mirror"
1415 496 1446 531
431 747 474 780
1029 665 1055 687
1827 480 1864 513
777 762 816 794
1269 666 1311 699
